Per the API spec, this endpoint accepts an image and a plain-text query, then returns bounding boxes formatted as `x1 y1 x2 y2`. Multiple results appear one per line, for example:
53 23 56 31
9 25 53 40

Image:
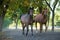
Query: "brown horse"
34 8 48 33
20 7 34 36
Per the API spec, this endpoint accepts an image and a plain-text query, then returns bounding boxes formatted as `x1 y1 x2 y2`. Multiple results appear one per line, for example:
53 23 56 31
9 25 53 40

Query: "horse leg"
45 23 48 32
26 25 29 36
31 23 33 36
23 25 25 35
40 23 43 33
35 21 37 31
21 22 25 35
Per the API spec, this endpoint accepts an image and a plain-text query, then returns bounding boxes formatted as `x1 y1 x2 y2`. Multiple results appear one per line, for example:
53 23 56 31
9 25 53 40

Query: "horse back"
21 14 31 24
34 14 47 23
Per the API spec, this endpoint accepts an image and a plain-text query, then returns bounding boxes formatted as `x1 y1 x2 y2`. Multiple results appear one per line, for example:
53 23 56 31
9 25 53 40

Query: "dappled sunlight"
5 20 60 32
8 22 59 30
9 22 16 29
8 22 40 30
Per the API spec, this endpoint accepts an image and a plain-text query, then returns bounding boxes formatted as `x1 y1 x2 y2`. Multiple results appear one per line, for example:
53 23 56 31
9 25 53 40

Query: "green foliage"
56 7 60 11
56 20 60 26
2 0 60 28
3 18 13 28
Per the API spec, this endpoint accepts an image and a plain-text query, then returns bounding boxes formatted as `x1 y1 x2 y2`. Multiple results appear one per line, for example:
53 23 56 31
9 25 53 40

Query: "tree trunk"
52 10 55 31
0 17 3 32
0 21 2 31
15 19 18 29
16 19 18 29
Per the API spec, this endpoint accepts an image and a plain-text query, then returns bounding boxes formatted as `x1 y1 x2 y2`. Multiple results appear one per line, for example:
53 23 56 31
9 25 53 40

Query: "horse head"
42 8 48 17
28 7 34 15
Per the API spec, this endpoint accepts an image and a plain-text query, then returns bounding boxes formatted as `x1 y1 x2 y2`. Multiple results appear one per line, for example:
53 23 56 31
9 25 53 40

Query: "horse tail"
33 18 35 23
48 18 49 26
20 14 23 19
20 15 22 18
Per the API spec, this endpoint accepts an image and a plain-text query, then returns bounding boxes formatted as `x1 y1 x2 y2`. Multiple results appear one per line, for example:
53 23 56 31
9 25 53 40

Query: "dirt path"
2 29 60 40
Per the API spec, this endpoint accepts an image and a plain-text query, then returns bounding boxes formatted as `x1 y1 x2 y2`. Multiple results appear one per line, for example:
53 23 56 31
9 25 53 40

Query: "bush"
56 20 60 26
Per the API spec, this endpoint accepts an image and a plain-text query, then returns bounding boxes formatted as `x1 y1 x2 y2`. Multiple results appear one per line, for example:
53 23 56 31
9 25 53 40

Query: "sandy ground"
0 27 60 40
1 26 60 40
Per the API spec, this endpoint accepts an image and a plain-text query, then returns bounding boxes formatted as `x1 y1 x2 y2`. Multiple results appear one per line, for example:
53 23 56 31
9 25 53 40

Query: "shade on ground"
2 28 60 40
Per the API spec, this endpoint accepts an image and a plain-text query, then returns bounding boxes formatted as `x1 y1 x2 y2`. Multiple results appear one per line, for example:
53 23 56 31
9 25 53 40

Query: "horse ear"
29 7 34 10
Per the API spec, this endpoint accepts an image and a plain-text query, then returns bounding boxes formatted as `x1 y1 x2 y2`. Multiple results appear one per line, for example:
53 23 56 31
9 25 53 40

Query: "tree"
0 0 10 32
45 0 59 31
11 9 22 29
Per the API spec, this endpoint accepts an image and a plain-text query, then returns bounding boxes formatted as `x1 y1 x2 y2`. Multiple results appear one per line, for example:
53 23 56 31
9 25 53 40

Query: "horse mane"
41 10 44 15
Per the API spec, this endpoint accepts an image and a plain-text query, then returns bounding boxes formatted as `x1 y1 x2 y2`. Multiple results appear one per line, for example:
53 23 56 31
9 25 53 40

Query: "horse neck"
40 13 46 19
29 13 33 21
29 11 33 17
27 9 33 20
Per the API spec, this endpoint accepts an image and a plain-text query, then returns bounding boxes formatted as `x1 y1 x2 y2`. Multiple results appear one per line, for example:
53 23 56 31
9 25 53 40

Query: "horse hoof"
32 34 33 36
26 34 28 36
45 30 47 32
40 31 42 33
45 31 46 32
26 33 28 36
22 32 24 35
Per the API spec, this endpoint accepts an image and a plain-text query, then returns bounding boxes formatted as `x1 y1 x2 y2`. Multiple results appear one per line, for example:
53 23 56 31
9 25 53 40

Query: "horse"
34 8 48 33
20 7 34 36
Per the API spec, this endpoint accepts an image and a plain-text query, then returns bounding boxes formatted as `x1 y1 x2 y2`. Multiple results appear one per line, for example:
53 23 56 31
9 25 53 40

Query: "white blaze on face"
30 10 33 15
44 9 48 16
